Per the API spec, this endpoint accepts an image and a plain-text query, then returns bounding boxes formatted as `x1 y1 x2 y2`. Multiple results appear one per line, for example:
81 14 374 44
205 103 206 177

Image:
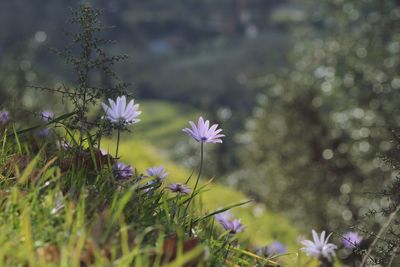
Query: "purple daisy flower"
215 211 246 234
146 166 168 181
182 116 225 143
301 230 337 262
113 161 133 180
168 183 191 195
342 231 363 249
264 241 288 256
0 111 10 125
101 96 141 125
36 110 54 136
41 110 54 122
37 128 51 137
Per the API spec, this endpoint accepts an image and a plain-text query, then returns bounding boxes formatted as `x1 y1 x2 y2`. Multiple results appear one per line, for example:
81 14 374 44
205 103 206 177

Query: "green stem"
223 235 231 262
192 142 204 195
186 142 204 235
115 128 120 159
170 193 180 223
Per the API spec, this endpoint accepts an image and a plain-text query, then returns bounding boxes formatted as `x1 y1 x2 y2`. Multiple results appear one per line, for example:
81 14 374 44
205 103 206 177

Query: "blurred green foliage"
237 0 400 230
0 0 290 176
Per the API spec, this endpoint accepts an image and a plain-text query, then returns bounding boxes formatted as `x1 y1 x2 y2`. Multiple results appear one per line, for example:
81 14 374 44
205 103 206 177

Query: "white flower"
101 96 141 125
182 116 224 143
301 230 337 262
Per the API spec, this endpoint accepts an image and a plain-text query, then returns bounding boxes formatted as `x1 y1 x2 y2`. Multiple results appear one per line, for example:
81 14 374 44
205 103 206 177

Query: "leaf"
18 152 42 184
8 111 76 138
192 200 252 224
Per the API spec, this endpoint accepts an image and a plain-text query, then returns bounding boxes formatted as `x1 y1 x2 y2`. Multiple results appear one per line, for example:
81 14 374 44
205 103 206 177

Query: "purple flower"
113 162 133 180
342 231 363 249
41 110 54 122
182 116 225 143
37 128 51 137
264 242 288 256
168 183 191 195
36 110 54 136
215 211 246 234
146 166 168 181
101 96 141 125
0 111 10 125
301 230 337 262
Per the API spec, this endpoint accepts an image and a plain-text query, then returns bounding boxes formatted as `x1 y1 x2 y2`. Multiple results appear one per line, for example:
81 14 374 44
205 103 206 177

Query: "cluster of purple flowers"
101 96 224 192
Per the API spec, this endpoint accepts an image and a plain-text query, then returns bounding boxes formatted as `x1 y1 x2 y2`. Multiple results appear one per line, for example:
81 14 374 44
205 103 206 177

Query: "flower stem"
170 193 180 222
223 234 231 261
115 128 120 159
185 142 204 235
192 142 204 195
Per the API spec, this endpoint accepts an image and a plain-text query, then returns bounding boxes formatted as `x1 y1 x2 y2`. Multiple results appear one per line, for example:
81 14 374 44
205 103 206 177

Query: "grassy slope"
131 100 201 148
102 100 300 252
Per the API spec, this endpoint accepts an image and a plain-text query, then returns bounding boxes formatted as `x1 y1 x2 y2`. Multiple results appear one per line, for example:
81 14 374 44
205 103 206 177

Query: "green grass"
131 100 200 148
0 100 323 266
101 100 300 249
104 137 299 247
96 100 304 263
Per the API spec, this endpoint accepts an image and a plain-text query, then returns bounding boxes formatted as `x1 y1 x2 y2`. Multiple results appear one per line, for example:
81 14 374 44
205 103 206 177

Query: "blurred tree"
0 0 287 153
237 0 400 230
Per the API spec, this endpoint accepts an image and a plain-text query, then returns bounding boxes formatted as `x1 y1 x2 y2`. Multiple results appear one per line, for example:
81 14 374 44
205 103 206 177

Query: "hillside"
101 100 300 250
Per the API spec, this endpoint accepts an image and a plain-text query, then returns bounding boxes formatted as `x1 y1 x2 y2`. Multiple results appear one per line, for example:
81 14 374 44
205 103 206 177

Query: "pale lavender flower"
146 166 168 181
168 183 191 195
342 231 363 249
41 110 54 122
301 230 337 262
0 111 10 125
215 211 246 234
101 96 141 125
37 110 54 136
37 127 51 137
264 242 288 256
113 162 133 180
182 116 225 143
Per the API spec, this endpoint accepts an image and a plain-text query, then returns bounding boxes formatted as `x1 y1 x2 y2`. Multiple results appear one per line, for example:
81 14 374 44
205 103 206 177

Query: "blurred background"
1 0 400 235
